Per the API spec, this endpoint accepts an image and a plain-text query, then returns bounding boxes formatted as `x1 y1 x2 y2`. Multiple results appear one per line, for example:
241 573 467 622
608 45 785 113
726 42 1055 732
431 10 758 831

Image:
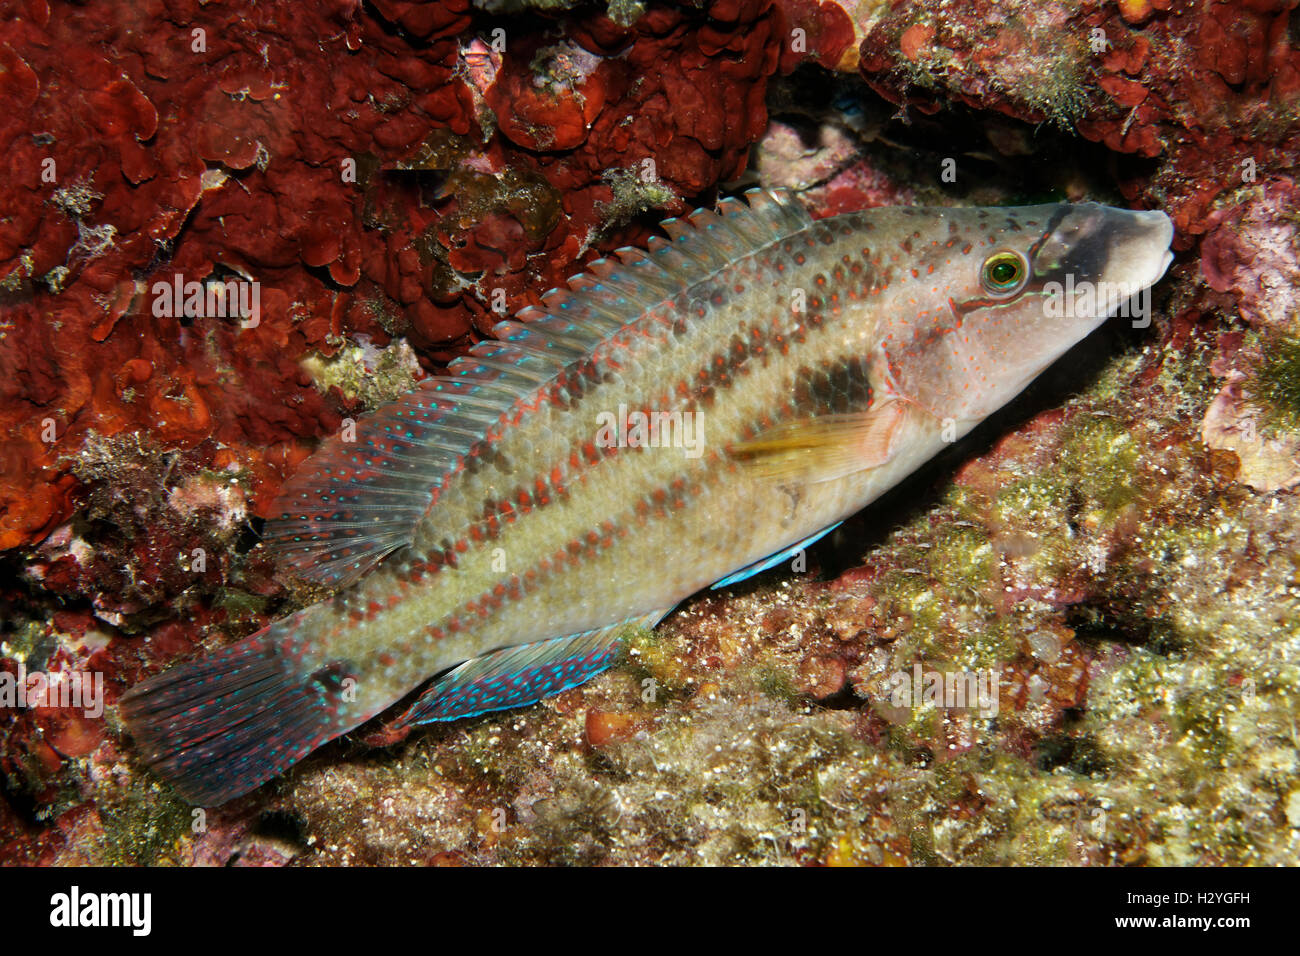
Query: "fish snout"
1033 203 1175 297
1105 207 1175 292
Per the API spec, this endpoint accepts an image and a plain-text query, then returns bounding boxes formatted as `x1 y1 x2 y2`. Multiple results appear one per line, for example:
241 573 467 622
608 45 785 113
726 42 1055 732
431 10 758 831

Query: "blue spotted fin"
118 611 357 806
263 188 810 588
393 611 669 726
711 522 843 589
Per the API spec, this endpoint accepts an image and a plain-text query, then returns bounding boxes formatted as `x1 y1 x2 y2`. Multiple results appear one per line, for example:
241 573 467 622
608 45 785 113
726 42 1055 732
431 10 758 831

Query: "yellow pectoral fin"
730 401 906 483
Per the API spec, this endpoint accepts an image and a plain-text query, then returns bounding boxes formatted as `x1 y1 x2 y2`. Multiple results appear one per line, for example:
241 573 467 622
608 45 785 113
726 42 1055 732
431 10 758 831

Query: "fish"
120 190 1175 805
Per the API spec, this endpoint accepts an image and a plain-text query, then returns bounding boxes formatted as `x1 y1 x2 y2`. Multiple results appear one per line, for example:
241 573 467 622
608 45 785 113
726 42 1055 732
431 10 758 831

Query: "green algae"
95 783 193 866
595 167 679 233
605 0 646 27
301 337 421 410
621 622 693 697
393 129 472 172
48 178 103 220
0 620 48 669
756 666 800 704
997 41 1091 131
1249 333 1300 429
1057 413 1142 514
66 430 161 489
890 7 1092 131
816 331 1299 863
361 293 408 336
210 587 270 631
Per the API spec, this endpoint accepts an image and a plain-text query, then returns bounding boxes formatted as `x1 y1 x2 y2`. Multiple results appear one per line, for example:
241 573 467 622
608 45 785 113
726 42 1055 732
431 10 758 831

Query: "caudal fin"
119 623 355 806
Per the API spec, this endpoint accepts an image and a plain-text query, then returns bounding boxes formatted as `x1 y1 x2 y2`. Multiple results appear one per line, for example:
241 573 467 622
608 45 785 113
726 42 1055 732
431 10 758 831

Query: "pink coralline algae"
1195 179 1300 491
1200 178 1300 335
1201 371 1300 492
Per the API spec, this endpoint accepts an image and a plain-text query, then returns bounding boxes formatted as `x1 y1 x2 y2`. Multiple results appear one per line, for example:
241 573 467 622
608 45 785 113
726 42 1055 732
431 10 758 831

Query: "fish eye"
980 251 1029 297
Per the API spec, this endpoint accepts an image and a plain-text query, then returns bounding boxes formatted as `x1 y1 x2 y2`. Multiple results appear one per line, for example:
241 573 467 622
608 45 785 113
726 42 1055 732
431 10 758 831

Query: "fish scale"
120 189 1175 804
286 210 889 695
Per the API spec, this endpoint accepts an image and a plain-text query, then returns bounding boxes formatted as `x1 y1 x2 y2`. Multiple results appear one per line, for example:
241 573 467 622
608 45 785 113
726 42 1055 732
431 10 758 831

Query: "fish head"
877 202 1175 425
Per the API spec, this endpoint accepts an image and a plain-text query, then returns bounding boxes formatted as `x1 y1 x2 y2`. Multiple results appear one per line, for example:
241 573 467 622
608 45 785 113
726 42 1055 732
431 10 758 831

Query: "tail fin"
119 622 356 806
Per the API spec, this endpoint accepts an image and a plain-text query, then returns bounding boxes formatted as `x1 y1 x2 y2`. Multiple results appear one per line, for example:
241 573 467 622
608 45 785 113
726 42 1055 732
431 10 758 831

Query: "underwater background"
2 0 1300 865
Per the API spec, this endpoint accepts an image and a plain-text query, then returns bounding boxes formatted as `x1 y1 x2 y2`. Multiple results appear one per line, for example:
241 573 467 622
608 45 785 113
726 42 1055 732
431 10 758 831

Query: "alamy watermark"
151 273 260 328
594 404 705 459
886 664 1000 718
0 662 104 718
50 886 150 936
1041 275 1152 329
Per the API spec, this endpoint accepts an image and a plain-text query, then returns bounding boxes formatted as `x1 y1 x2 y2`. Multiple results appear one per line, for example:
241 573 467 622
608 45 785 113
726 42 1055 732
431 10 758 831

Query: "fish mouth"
1033 203 1175 295
1114 208 1176 290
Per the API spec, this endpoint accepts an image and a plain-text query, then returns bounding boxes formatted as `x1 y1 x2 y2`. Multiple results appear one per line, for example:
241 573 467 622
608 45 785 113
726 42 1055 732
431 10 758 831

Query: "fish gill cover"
0 0 1296 869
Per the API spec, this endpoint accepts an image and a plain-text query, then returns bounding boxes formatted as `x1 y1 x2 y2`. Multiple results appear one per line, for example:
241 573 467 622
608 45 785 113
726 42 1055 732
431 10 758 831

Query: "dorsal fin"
263 377 510 586
511 187 811 351
263 188 814 587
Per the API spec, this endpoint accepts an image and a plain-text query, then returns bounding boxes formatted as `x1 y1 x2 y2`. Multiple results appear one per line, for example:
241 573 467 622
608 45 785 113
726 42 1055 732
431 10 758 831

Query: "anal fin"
711 522 843 589
394 610 669 726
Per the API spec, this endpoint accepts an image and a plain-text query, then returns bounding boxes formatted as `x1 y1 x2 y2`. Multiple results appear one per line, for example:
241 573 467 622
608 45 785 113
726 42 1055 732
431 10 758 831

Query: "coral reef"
2 0 1299 866
853 0 1300 241
0 0 785 553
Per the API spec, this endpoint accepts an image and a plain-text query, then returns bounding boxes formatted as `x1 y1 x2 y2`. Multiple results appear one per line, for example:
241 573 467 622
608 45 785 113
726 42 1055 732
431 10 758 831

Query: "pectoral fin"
730 401 905 484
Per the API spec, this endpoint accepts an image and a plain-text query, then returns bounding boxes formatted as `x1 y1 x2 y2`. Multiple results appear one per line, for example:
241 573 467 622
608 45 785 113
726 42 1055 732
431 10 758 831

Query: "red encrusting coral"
0 0 789 557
